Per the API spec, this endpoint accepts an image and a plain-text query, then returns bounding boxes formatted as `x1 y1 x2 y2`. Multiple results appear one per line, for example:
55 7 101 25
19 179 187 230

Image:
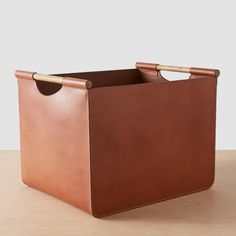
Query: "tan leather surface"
17 78 91 213
16 64 219 217
89 76 217 217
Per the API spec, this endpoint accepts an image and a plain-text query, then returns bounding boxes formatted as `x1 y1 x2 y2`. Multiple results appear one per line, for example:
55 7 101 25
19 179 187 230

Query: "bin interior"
36 69 164 95
56 69 163 88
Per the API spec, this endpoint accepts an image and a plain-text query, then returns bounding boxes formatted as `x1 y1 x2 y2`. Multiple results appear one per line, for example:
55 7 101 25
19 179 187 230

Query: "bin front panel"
18 79 91 213
89 77 217 217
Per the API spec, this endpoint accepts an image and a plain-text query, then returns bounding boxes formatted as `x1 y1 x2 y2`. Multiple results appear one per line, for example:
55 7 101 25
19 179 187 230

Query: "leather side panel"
89 78 217 217
18 79 91 213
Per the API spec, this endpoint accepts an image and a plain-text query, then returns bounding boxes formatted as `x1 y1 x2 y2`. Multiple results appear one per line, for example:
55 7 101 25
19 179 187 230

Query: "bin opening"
55 69 166 89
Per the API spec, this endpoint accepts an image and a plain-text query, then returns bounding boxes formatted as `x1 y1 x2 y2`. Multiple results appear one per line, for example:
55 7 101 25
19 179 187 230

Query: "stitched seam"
87 90 94 215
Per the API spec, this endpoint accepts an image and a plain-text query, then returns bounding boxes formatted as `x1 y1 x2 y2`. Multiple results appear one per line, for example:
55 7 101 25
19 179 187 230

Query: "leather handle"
15 70 92 89
136 62 220 77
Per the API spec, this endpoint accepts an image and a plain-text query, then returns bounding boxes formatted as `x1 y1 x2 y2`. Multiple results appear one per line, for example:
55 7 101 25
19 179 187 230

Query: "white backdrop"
0 0 235 149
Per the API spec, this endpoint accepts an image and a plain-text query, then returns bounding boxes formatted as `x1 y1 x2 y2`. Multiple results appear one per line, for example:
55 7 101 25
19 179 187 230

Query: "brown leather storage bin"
15 62 220 217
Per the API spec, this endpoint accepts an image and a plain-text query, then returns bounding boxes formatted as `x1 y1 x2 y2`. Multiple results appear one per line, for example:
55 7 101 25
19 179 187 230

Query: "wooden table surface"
0 150 235 236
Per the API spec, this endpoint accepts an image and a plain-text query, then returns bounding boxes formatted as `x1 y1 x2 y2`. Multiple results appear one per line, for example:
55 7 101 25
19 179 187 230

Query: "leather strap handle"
15 70 92 89
136 62 220 77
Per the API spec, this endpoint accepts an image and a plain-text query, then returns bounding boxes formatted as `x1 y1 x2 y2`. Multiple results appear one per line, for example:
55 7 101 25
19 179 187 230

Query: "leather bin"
15 62 220 217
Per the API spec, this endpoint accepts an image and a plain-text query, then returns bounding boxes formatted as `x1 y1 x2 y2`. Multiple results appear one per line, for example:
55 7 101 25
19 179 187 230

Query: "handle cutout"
160 71 190 81
34 80 62 96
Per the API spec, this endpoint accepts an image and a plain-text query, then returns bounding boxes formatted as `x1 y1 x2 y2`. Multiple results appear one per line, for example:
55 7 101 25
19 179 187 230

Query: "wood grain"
0 150 235 236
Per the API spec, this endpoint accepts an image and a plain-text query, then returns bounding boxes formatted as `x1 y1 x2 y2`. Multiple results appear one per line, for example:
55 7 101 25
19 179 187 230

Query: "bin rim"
15 70 92 90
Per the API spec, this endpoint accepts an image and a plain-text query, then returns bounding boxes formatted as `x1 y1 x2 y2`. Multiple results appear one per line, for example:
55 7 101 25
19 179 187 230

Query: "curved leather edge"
15 70 34 80
190 67 220 77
